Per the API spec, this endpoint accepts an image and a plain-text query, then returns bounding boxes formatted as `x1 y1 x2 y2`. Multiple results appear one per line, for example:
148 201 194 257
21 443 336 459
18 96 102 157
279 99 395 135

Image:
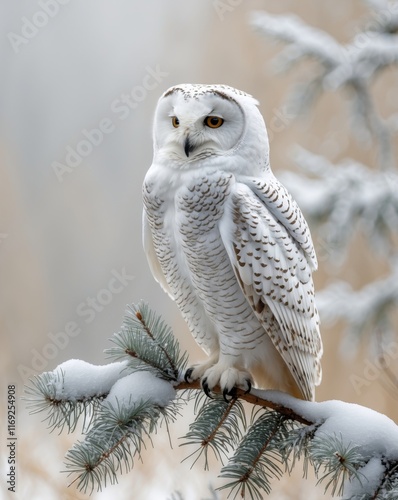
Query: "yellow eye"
172 116 179 128
204 116 224 128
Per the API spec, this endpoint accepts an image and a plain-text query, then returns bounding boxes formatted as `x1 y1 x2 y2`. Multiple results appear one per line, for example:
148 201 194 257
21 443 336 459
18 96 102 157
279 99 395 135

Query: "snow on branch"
250 11 344 69
64 371 177 493
250 11 344 68
326 34 398 88
280 147 398 257
316 260 398 339
257 389 398 497
362 0 398 34
25 359 129 433
250 6 398 86
25 302 398 498
25 302 185 493
249 3 398 164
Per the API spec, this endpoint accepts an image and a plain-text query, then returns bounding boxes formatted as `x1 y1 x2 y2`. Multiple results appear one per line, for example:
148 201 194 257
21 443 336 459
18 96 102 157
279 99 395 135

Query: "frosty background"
1 1 397 499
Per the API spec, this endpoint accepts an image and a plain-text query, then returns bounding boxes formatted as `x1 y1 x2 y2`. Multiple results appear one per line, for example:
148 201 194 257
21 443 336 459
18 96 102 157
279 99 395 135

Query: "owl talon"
223 386 237 402
245 379 252 394
201 378 213 398
184 367 194 383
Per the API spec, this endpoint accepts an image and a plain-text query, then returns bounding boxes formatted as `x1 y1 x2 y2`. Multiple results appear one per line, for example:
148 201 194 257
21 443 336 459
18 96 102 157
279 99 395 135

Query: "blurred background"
1 0 397 498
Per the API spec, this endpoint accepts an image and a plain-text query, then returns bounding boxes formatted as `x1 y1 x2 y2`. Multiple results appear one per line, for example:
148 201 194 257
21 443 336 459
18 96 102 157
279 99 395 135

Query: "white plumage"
143 84 322 401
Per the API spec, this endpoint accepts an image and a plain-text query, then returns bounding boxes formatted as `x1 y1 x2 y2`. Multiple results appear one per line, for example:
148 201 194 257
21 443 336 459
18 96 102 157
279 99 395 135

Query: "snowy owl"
143 84 322 401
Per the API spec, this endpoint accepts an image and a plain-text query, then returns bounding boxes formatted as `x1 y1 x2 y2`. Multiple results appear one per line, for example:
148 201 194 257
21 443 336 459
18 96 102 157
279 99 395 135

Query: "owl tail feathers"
250 363 314 401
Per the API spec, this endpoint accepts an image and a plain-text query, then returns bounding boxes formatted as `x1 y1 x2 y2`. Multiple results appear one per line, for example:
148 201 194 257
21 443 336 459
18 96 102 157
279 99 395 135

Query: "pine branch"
219 411 289 498
279 422 318 477
283 147 398 248
64 399 159 493
25 302 398 498
24 364 124 433
310 433 366 497
250 7 398 167
181 394 246 469
176 380 313 426
25 383 102 433
250 10 344 68
315 262 398 341
178 381 398 498
106 301 188 381
63 372 179 494
372 461 398 499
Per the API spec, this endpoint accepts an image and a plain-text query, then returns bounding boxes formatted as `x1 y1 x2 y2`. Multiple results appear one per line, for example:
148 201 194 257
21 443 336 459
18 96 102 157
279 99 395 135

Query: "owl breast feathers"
143 84 322 401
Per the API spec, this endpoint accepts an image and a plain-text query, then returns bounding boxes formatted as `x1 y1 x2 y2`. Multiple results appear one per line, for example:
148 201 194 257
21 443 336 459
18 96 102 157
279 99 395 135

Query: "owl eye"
172 116 180 128
204 116 224 128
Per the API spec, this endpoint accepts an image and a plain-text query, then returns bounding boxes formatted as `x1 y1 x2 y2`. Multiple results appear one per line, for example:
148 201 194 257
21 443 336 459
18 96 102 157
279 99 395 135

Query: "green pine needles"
25 368 104 434
219 411 289 499
25 301 185 494
182 394 246 469
25 302 398 499
106 302 189 381
64 398 177 493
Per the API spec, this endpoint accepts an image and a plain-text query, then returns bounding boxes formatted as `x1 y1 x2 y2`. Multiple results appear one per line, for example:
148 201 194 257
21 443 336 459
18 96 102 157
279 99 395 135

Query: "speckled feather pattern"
143 84 323 400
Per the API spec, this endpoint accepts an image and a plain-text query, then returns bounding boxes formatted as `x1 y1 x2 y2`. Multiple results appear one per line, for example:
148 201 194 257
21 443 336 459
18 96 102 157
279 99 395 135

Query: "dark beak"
184 136 195 157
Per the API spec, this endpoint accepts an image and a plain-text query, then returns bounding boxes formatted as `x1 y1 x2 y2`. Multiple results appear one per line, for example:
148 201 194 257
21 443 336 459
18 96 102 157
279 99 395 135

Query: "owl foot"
184 359 252 400
202 366 252 401
184 353 220 385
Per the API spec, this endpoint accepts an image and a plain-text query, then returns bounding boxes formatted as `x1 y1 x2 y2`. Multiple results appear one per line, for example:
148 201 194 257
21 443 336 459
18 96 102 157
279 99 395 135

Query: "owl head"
152 84 270 173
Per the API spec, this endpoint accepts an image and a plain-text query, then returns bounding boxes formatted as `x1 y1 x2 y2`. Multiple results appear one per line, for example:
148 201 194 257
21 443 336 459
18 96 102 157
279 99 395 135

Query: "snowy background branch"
280 147 398 258
250 3 398 167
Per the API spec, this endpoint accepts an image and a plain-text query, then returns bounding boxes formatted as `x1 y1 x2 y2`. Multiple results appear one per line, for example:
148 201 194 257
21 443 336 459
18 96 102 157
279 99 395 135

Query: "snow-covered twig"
281 147 398 257
24 360 130 433
250 11 344 69
250 5 398 166
316 261 398 338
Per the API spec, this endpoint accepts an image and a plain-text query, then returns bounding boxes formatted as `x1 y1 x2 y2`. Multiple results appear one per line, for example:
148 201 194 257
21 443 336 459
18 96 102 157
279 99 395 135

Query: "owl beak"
184 135 195 157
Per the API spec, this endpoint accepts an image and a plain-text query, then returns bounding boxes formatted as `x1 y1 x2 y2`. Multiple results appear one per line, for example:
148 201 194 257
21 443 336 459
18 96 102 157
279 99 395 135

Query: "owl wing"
219 177 322 400
245 175 318 271
142 210 174 298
